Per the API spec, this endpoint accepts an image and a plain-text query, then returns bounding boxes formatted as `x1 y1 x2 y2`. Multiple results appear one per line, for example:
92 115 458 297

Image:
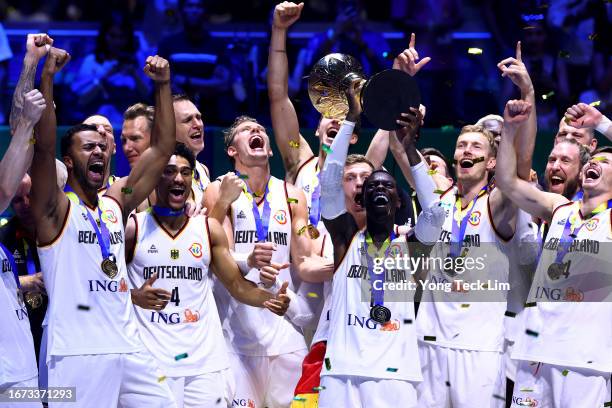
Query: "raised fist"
143 55 170 83
42 47 71 76
503 99 532 125
219 172 245 205
396 107 424 147
564 103 603 129
22 89 47 124
26 33 53 60
273 2 304 29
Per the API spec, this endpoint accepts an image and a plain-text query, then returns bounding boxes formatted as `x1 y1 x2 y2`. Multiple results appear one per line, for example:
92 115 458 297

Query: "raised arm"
0 90 46 212
267 2 314 181
9 33 53 135
208 217 290 316
495 100 568 222
31 48 71 244
107 56 175 216
565 103 612 141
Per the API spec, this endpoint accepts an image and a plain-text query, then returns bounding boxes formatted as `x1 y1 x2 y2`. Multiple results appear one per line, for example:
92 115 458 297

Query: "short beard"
73 162 102 192
562 177 580 200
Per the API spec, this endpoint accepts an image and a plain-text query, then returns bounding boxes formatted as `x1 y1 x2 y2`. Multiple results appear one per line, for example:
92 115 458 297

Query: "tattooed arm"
9 34 53 135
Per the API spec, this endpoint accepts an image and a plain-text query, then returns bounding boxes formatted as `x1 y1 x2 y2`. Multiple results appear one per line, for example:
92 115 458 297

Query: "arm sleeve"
410 160 439 210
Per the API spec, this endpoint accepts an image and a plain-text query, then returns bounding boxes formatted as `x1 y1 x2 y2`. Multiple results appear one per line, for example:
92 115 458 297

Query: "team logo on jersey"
303 185 310 193
170 249 179 260
468 211 481 226
103 209 118 224
118 278 128 292
379 319 400 332
563 287 584 302
274 210 287 225
184 308 200 323
232 399 255 407
388 243 403 258
584 218 599 231
189 243 203 259
237 210 247 219
148 245 158 254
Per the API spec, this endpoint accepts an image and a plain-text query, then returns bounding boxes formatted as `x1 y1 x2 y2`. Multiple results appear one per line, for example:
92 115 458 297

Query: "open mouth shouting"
87 160 105 183
168 185 187 204
189 130 202 143
248 134 265 151
372 192 390 207
583 164 601 184
549 173 566 187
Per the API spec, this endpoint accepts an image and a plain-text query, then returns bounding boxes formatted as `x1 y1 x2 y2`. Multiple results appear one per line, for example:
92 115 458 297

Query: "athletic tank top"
0 248 37 385
128 213 228 377
322 230 421 381
37 196 143 358
512 201 612 372
416 187 511 352
214 176 306 356
191 161 210 206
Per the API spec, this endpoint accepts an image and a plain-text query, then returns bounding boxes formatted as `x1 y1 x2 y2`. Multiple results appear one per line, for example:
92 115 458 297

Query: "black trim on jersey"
551 201 574 220
152 214 190 240
126 213 138 264
38 200 72 248
204 216 213 267
487 194 514 243
439 185 455 199
292 155 316 185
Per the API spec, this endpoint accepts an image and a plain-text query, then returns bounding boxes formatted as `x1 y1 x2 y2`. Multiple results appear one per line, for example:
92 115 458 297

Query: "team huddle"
1 2 612 408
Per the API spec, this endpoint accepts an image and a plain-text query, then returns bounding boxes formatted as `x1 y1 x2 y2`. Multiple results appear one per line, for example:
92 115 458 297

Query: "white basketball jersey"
0 249 37 385
322 230 422 381
128 213 228 377
214 176 306 356
191 160 210 206
512 201 612 372
416 187 511 352
37 196 143 358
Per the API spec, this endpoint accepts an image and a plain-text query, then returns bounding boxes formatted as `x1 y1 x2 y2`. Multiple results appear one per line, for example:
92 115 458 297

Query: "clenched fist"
42 47 71 76
273 2 304 29
26 33 53 60
22 89 47 124
503 99 532 126
144 55 171 83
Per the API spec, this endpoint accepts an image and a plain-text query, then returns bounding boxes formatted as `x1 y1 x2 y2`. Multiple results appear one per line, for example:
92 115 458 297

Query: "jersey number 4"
170 287 180 306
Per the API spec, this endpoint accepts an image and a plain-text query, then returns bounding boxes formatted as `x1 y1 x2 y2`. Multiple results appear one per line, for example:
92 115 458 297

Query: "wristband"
410 161 439 210
596 116 611 135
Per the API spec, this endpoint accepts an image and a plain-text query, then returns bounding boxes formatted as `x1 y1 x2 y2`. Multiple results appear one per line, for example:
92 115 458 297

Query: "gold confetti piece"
520 388 534 393
525 301 536 307
561 369 569 376
297 226 308 235
564 116 571 124
461 304 470 308
424 335 436 341
427 169 438 175
588 33 599 41
434 189 446 195
467 48 483 55
288 140 300 148
589 100 601 107
287 198 298 203
558 50 570 59
28 138 36 145
307 292 319 298
541 91 555 100
322 145 333 154
592 156 606 162
157 376 167 383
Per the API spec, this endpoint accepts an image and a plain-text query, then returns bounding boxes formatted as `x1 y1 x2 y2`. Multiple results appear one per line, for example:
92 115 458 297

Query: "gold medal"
25 292 43 309
307 224 320 239
101 258 118 279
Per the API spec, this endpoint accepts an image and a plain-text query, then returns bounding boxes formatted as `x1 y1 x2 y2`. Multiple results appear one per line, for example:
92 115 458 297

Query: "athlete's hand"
393 33 431 77
19 272 45 293
247 242 276 269
184 199 207 217
26 33 53 60
218 172 245 205
143 55 170 84
42 47 71 76
396 107 423 148
131 273 171 311
264 281 290 316
273 2 304 29
497 41 533 94
345 78 363 122
22 89 47 124
564 103 603 129
259 262 289 288
503 99 532 127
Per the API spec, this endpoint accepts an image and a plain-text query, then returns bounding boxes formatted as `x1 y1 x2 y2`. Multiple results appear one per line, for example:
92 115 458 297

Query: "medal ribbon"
364 231 397 308
22 240 37 276
555 199 612 263
152 205 184 217
64 185 113 264
235 171 272 242
0 242 20 288
450 186 488 257
308 164 322 227
571 189 583 201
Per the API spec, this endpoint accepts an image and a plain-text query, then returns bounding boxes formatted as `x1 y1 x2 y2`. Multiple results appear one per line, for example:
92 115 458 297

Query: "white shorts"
0 376 42 408
318 375 418 408
228 350 306 408
511 360 611 408
416 342 504 408
166 368 234 408
47 351 176 408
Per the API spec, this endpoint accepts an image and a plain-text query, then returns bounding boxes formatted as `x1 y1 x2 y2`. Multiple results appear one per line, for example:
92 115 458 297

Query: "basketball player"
565 103 612 141
126 143 289 407
0 85 46 407
82 114 116 190
495 99 612 408
30 49 176 407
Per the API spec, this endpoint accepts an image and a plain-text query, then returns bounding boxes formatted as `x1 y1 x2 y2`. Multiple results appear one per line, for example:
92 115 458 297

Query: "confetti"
524 301 536 307
564 116 572 124
28 138 36 145
322 145 333 154
589 100 601 107
593 156 606 162
403 319 413 324
520 388 534 393
297 226 308 235
587 360 593 364
312 386 326 391
238 174 249 180
293 397 307 402
287 198 298 204
523 26 536 30
174 353 188 361
216 398 222 404
324 357 331 370
77 304 90 311
253 192 263 198
604 402 612 408
493 394 506 401
558 50 570 59
307 292 319 298
386 367 398 372
468 47 483 55
561 369 569 376
504 311 517 317
121 187 133 194
461 304 470 308
541 91 555 100
157 376 166 383
434 189 446 195
445 381 451 387
588 33 599 41
525 329 539 337
289 140 300 148
441 125 454 132
424 335 436 341
427 169 438 175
